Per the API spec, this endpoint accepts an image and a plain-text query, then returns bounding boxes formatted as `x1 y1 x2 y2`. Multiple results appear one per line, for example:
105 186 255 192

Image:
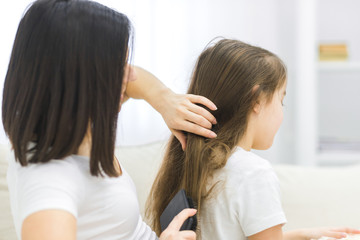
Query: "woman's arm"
125 66 217 150
22 209 196 240
22 210 77 240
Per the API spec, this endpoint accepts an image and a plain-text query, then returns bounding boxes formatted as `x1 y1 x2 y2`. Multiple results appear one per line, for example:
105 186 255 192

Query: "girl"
146 39 360 240
3 0 218 239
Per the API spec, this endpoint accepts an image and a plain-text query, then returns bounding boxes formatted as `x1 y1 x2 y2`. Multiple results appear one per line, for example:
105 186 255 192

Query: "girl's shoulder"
225 147 273 173
218 147 279 193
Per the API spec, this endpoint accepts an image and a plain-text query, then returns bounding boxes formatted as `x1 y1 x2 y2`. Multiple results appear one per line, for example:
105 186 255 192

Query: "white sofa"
1 141 360 239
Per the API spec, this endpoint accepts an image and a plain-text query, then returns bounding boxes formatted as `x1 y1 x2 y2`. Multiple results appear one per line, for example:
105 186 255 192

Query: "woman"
3 0 216 239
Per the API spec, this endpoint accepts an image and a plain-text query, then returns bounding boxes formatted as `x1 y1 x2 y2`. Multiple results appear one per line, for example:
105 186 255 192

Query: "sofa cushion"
115 141 167 216
0 144 17 240
275 164 360 231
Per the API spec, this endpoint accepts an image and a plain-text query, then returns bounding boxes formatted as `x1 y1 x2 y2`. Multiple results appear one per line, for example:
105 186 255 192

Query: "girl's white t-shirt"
199 147 287 239
6 153 157 240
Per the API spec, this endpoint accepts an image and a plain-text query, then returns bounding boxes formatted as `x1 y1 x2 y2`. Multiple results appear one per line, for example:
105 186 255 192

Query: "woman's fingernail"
212 119 217 124
210 132 217 138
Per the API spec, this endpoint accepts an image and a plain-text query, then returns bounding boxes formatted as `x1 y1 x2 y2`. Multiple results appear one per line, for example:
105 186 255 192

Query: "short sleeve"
16 161 82 226
235 167 287 237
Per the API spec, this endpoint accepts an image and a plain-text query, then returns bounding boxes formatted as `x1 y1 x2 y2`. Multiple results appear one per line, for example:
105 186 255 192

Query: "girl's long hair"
146 39 287 235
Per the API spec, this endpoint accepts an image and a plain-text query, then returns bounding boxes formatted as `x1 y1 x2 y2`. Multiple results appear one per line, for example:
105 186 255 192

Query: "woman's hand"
159 209 197 240
124 66 218 150
285 227 360 240
158 91 217 150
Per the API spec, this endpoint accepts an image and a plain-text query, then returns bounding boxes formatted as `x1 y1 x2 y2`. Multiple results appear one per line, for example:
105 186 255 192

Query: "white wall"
1 0 359 165
0 0 34 144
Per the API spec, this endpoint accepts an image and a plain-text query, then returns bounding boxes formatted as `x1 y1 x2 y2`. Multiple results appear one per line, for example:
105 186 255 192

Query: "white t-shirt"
6 153 157 240
199 147 287 240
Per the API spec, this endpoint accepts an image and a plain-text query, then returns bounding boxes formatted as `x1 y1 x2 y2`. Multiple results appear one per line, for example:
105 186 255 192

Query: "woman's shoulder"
8 153 89 188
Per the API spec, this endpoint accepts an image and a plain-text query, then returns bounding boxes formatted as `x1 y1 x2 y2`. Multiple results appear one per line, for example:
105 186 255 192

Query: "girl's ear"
252 85 262 114
253 101 261 114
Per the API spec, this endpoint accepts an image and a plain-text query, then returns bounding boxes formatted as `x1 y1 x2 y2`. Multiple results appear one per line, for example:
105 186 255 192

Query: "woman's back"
7 153 157 240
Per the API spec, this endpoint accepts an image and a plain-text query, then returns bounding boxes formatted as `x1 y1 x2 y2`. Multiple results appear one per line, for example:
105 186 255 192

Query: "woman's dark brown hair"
146 39 287 235
2 0 132 177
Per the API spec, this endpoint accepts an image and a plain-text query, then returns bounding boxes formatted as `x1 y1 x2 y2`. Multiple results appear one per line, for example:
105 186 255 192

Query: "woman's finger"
166 209 197 231
182 110 212 129
179 230 196 239
187 103 217 125
187 94 217 111
172 129 186 150
178 121 217 139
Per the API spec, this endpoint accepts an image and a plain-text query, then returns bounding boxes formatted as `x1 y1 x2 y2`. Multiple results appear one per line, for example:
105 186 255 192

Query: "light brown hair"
146 39 287 235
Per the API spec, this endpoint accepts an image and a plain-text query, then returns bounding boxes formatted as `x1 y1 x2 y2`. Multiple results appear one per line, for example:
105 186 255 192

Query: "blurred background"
1 0 359 166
